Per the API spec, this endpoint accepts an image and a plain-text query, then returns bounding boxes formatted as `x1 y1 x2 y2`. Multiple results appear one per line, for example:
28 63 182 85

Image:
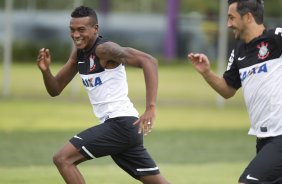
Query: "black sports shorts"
69 116 160 179
239 135 282 184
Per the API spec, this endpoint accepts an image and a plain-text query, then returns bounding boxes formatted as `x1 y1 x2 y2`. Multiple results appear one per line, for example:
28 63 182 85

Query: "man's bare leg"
140 174 170 184
53 142 87 184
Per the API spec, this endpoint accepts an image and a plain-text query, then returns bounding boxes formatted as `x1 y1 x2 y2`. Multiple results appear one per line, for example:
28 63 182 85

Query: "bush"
12 41 72 63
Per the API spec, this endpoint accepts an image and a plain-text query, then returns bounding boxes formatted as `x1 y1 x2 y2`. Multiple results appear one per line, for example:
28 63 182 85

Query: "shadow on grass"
1 129 255 167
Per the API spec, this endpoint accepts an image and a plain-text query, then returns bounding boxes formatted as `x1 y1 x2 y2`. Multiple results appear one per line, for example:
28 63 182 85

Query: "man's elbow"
47 89 61 97
221 93 234 99
151 56 158 65
221 88 236 99
139 55 158 69
49 93 59 97
148 55 158 68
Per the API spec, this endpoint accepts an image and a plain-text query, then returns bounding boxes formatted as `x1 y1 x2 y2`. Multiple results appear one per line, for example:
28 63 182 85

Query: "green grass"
0 118 254 167
0 163 246 184
0 63 253 183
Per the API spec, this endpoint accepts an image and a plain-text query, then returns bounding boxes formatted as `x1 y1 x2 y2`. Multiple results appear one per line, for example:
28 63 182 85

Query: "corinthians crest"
89 54 96 71
257 41 270 60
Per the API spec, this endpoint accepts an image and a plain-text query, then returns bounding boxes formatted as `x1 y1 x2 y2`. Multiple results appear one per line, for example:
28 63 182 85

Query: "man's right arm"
37 48 78 97
187 53 236 99
201 69 236 99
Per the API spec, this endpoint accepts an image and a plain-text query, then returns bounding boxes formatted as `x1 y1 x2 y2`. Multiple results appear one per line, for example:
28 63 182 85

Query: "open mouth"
74 39 83 45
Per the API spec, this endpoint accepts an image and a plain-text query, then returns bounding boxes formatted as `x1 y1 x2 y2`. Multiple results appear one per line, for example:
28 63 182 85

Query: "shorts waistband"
257 134 282 140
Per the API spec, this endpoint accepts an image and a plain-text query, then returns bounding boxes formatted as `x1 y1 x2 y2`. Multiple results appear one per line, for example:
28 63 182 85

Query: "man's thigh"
69 116 139 159
239 136 282 183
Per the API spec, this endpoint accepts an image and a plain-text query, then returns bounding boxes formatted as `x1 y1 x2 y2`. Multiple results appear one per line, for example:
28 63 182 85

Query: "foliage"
1 0 281 63
1 0 282 17
12 41 71 63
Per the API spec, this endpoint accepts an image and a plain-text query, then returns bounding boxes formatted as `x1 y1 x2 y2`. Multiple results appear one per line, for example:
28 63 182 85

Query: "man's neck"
244 24 265 43
83 36 98 52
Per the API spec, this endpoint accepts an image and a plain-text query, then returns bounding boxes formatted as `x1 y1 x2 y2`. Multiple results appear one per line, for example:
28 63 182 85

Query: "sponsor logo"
82 77 102 87
74 135 83 140
246 174 259 181
275 27 282 36
227 49 235 70
238 56 246 61
240 63 267 82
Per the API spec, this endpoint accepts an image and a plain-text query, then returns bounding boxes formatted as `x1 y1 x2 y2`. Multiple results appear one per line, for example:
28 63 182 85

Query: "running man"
188 0 282 183
37 6 169 184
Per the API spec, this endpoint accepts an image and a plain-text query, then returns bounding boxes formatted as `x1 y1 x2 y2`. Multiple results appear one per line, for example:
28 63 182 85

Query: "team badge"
89 54 96 71
257 42 269 60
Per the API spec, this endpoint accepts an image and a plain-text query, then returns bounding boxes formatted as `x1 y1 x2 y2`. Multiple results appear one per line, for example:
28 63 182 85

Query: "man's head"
228 0 264 24
70 6 99 50
71 6 98 25
227 0 264 41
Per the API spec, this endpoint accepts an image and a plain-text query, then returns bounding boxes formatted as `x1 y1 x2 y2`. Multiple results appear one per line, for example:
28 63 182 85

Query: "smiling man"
37 6 169 184
188 0 282 183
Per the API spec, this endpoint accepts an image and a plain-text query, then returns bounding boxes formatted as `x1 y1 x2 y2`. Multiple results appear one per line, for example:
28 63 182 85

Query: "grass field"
0 62 254 183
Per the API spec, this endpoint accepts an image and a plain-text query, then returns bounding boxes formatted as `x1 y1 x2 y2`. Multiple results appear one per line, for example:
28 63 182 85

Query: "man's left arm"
96 42 158 135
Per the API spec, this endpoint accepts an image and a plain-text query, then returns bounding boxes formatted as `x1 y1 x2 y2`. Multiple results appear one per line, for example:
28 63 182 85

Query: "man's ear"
246 12 254 23
93 24 99 35
94 24 99 30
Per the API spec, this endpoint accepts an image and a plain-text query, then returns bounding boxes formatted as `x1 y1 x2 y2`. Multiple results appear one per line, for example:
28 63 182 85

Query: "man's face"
227 3 247 40
69 17 98 50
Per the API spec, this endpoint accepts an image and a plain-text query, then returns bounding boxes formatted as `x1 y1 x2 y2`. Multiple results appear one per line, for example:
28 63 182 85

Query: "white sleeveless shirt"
79 64 139 123
77 36 138 123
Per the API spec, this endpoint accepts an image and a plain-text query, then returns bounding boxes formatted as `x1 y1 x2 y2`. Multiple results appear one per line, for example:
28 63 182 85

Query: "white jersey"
77 36 138 123
224 28 282 137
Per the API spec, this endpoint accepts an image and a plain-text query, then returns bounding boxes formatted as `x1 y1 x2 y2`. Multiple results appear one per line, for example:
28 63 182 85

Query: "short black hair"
71 6 98 24
228 0 264 24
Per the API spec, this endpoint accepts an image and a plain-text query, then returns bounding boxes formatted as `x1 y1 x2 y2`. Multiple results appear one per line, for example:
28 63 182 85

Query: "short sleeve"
223 49 241 90
273 27 282 49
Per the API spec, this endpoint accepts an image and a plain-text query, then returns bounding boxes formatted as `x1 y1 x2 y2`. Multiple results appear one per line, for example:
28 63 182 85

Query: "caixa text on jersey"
82 77 102 87
240 63 267 82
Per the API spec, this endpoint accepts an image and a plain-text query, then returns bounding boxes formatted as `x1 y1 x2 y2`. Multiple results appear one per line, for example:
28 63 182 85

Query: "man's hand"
133 106 156 135
37 48 51 72
187 53 211 75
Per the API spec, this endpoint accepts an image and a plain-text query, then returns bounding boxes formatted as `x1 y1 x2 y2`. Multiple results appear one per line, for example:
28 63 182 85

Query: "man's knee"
52 150 72 168
140 174 170 184
53 144 86 168
53 151 64 166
